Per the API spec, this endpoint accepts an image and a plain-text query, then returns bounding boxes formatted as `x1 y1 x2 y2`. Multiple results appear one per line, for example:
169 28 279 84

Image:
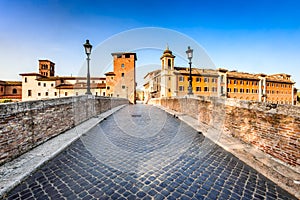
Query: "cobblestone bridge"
4 104 296 199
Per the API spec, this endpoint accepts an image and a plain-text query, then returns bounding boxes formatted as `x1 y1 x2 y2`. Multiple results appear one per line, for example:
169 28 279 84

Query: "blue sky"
0 0 300 87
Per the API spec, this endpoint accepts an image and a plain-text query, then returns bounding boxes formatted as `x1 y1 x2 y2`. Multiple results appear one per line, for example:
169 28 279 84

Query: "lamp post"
83 39 92 95
186 46 193 95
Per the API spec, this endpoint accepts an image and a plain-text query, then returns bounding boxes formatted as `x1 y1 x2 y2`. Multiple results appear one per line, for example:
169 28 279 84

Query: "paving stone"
3 105 297 200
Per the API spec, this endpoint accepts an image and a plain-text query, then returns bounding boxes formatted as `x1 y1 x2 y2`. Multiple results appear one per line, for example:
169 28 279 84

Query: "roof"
39 59 55 64
55 83 106 89
144 69 161 79
111 52 137 60
105 72 116 76
227 71 260 80
5 81 22 86
160 46 175 59
0 80 22 86
19 73 46 77
36 76 105 81
174 67 218 76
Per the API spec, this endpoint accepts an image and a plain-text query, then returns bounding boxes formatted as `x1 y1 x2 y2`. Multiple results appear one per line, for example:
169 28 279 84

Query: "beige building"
19 54 137 102
20 60 106 101
144 47 296 105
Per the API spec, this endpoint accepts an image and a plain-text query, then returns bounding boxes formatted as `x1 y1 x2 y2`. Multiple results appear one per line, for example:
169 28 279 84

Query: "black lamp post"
186 46 193 95
83 39 92 95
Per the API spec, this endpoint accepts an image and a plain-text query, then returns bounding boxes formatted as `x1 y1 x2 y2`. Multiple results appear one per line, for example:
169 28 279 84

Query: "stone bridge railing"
0 96 129 165
149 97 300 169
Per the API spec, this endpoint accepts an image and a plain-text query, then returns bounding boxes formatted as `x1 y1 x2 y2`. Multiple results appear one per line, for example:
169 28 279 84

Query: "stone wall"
149 97 300 168
0 96 128 165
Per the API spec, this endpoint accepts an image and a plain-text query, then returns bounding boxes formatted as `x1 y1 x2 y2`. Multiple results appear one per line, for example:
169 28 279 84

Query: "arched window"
12 88 17 94
168 59 171 69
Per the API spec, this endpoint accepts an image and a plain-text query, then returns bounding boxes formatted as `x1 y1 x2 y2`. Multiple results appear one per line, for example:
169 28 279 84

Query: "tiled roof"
227 71 260 80
105 72 116 76
37 76 105 81
19 73 45 77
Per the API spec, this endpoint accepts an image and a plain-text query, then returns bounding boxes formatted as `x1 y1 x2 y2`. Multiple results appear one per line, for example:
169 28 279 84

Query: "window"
107 86 110 90
240 80 243 85
240 89 244 93
246 81 249 85
196 77 201 82
12 88 17 94
121 73 125 77
28 90 32 96
179 86 184 91
234 80 237 84
221 75 224 83
179 76 184 82
38 93 41 96
111 77 114 80
38 82 41 86
76 92 78 96
212 87 217 92
168 77 171 81
168 59 171 69
227 88 231 93
221 86 224 94
122 85 126 89
196 87 201 92
45 92 48 96
25 77 27 83
204 87 209 92
168 88 171 92
43 83 46 87
54 92 57 96
125 54 130 58
121 64 125 68
212 78 216 83
0 87 3 92
204 78 208 83
234 88 238 93
246 89 249 93
65 92 68 96
51 83 54 87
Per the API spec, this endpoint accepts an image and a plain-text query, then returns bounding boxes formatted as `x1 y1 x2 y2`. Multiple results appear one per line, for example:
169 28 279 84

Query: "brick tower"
39 60 55 77
111 52 137 104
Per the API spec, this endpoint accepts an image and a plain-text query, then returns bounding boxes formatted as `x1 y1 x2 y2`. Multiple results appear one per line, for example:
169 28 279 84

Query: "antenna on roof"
166 43 169 50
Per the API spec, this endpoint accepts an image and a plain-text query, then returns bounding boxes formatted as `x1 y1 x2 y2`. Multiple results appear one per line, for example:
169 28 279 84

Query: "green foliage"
0 99 13 103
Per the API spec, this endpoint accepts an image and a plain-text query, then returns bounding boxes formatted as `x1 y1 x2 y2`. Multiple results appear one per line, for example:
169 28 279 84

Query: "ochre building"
19 53 137 103
144 47 296 105
0 80 22 102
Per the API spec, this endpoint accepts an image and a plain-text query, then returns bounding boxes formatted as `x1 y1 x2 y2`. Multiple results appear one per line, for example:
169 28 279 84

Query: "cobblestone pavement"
4 104 296 199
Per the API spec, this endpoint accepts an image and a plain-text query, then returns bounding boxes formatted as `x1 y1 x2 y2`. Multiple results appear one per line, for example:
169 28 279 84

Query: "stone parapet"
0 96 128 165
149 97 300 170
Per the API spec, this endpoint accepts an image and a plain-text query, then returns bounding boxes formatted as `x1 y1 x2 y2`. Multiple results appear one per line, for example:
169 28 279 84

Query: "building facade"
20 60 107 101
105 52 137 104
19 53 137 103
144 47 296 105
0 80 22 102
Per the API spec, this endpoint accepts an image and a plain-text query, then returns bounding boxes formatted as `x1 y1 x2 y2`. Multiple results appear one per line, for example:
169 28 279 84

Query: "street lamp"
186 46 193 95
83 39 92 95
